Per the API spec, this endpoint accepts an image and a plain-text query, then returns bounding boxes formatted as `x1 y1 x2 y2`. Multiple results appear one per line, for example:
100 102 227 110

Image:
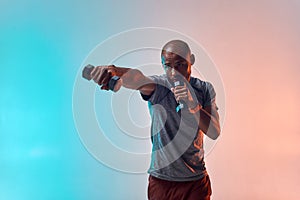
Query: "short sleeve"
140 75 169 104
203 81 218 110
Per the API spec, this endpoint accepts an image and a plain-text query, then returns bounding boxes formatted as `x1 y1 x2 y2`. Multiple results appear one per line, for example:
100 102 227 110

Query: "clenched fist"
90 65 117 90
171 83 197 109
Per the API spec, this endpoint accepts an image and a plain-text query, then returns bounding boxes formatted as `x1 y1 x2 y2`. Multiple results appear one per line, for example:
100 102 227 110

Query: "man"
90 40 220 200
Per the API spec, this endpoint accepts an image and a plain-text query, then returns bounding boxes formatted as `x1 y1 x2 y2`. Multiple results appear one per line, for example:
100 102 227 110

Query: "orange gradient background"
135 0 300 199
1 0 299 199
188 1 300 199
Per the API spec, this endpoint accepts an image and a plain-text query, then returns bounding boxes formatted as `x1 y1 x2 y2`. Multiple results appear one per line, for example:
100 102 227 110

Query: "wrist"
112 77 123 92
188 104 202 114
112 65 131 77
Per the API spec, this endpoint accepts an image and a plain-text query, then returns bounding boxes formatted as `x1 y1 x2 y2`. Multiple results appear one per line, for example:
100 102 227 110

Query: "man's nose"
171 68 176 76
171 67 181 77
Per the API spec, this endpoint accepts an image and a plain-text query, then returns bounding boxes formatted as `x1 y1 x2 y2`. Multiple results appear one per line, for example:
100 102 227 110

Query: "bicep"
121 69 156 95
139 76 156 96
202 101 220 122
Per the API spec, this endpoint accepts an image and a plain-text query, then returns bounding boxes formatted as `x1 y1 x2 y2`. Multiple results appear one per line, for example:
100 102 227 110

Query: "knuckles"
91 65 116 86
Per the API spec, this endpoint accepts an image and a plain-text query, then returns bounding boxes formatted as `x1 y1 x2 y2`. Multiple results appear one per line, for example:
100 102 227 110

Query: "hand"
90 65 116 90
171 83 197 109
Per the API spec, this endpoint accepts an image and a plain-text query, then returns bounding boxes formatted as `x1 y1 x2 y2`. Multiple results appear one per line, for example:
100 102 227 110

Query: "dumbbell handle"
82 64 121 91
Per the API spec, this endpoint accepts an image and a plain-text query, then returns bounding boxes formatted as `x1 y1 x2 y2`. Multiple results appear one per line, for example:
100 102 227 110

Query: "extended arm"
90 65 155 95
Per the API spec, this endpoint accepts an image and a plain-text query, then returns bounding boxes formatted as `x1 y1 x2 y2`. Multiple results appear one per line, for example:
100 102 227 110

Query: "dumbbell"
82 64 121 92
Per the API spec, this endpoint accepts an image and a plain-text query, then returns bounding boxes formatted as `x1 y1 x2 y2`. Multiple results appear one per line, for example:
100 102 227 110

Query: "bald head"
161 40 191 58
161 40 195 81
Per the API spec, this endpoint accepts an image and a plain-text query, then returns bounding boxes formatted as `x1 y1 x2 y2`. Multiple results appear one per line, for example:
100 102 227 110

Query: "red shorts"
147 174 212 200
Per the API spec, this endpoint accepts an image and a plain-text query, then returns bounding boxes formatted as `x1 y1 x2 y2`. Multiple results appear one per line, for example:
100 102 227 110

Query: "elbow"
207 126 221 140
210 130 220 140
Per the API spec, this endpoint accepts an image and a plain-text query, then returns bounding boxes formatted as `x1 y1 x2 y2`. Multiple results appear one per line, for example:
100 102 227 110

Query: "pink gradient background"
179 1 300 199
134 0 300 199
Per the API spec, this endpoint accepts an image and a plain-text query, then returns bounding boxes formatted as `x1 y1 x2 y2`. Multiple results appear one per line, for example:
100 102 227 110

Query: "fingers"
91 67 101 82
90 66 112 88
173 86 188 96
101 85 109 90
97 68 109 85
100 71 112 86
172 86 188 102
173 86 186 94
175 94 188 102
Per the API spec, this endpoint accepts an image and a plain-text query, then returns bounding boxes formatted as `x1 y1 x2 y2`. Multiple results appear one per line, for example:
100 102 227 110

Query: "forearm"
112 65 155 94
182 106 220 140
198 108 220 140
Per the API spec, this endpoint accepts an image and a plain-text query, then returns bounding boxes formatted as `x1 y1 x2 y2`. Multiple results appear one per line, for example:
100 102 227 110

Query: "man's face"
161 51 192 82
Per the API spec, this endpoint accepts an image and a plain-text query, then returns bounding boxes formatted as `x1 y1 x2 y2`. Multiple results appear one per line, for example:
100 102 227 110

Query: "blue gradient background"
1 0 300 200
1 1 149 199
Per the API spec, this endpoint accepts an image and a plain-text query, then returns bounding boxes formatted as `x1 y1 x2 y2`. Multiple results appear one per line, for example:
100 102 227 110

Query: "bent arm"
181 98 220 140
199 105 221 140
183 104 220 140
172 83 221 140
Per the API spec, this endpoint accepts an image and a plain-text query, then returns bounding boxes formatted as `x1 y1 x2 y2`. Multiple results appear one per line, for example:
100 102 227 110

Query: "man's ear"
190 54 195 65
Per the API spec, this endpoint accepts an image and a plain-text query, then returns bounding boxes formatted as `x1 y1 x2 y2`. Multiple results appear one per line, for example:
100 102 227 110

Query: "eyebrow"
174 60 187 64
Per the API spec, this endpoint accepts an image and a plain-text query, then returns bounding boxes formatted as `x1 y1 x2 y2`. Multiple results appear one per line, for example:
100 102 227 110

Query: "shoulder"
141 74 171 103
149 74 167 82
190 76 210 90
190 77 216 100
148 74 171 88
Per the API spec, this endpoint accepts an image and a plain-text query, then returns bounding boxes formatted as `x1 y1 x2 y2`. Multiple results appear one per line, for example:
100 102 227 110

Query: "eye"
163 64 171 70
180 63 188 68
174 62 188 69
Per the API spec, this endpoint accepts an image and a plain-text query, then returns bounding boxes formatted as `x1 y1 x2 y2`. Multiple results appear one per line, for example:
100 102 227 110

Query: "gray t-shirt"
141 74 217 182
